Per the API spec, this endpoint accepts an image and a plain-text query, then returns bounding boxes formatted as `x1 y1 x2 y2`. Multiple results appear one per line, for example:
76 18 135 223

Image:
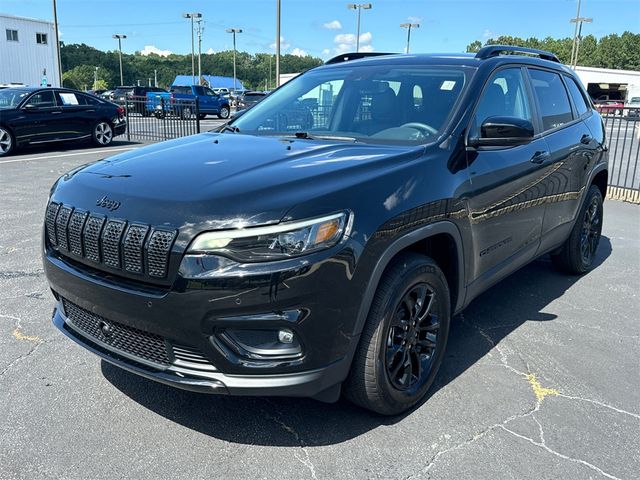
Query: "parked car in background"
100 90 114 100
110 86 167 115
236 91 268 111
0 87 126 156
626 96 640 119
595 100 625 115
146 85 231 119
0 83 28 89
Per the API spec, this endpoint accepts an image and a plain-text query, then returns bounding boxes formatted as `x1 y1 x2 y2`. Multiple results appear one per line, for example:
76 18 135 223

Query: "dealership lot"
1 144 639 479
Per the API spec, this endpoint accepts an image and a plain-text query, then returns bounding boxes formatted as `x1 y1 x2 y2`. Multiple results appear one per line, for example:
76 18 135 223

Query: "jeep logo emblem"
96 195 121 211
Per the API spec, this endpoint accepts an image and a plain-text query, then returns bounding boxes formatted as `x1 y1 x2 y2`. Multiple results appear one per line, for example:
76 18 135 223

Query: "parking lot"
1 143 639 479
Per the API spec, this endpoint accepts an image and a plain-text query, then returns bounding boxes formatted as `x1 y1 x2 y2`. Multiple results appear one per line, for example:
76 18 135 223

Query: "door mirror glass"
470 116 534 147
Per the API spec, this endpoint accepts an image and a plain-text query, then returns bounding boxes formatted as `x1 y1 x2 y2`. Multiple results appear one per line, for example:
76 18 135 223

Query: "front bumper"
44 237 362 399
52 304 348 397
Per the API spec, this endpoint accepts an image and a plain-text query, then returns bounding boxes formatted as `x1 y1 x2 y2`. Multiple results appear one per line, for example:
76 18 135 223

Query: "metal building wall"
0 14 60 87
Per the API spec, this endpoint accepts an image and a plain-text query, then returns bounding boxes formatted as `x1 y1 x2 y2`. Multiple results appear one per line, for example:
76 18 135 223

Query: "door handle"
51 110 62 115
580 134 593 145
530 151 550 164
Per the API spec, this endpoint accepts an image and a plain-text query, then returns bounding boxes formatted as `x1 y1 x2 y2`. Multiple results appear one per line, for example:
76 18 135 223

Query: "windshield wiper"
218 124 240 133
293 132 356 142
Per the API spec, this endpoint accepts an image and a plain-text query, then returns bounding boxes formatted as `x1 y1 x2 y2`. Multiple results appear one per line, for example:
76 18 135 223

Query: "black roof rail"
475 45 560 63
325 52 395 65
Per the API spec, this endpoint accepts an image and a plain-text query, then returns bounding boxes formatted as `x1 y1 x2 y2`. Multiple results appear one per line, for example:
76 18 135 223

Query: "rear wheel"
345 253 450 415
218 106 230 119
0 126 14 157
180 107 193 120
92 121 113 146
551 185 603 274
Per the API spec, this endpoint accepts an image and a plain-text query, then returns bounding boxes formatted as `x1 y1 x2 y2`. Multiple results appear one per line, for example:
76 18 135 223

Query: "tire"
345 253 451 415
218 105 230 119
154 111 165 120
551 185 603 274
199 113 207 120
92 121 113 146
0 126 15 157
180 107 193 120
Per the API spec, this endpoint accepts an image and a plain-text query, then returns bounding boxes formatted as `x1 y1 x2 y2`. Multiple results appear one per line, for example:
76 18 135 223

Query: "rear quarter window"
564 76 590 117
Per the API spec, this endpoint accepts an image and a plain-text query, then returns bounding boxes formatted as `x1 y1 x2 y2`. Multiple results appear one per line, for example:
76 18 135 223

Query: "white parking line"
0 146 140 165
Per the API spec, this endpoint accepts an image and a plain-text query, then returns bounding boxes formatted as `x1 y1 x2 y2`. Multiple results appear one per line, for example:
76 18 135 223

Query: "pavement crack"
0 340 45 378
0 269 44 280
262 404 317 479
500 422 621 480
557 393 640 420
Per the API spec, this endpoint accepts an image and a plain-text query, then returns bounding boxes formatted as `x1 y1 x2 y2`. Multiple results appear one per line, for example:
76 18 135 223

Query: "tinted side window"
564 76 590 117
27 90 56 107
528 69 573 131
474 67 532 136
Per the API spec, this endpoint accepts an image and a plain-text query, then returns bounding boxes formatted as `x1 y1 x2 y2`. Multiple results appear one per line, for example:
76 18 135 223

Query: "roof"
0 13 54 25
172 75 245 90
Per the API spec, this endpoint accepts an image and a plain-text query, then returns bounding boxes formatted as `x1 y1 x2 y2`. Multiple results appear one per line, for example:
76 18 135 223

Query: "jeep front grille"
45 202 176 282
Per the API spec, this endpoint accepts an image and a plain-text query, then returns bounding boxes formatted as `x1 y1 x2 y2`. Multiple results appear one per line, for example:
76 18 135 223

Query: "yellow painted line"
12 328 41 343
0 145 139 165
526 373 560 402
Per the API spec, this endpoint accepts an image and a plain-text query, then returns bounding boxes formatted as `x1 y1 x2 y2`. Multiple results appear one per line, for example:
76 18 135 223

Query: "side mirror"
469 116 534 147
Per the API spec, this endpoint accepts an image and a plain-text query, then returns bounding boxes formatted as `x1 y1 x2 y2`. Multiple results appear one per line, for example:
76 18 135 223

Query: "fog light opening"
278 329 294 344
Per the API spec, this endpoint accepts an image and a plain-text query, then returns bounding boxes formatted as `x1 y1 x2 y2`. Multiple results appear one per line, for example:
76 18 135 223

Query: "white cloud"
483 29 494 39
330 32 373 55
269 36 291 51
323 20 342 30
206 47 216 55
291 48 307 57
322 48 331 56
407 16 423 24
140 45 172 57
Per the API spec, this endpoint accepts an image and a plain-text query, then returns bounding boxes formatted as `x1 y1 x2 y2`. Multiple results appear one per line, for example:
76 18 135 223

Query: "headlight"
187 212 350 262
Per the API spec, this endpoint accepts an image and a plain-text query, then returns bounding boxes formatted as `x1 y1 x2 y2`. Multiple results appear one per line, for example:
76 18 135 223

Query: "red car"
595 100 624 115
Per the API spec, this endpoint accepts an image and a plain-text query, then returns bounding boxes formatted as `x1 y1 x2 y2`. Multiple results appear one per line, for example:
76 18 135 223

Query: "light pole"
400 23 419 53
93 66 98 90
347 3 372 52
570 16 592 68
183 13 202 85
275 0 281 87
226 28 243 93
52 0 62 86
112 34 126 85
196 19 204 84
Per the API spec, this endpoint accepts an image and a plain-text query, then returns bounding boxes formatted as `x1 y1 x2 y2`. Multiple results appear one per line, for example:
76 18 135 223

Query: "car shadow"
101 236 612 446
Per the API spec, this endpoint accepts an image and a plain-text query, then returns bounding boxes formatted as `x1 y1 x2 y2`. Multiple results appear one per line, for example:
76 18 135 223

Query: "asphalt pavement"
0 142 639 479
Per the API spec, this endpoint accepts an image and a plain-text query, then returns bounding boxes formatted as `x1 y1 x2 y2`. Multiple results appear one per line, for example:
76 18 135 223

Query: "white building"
573 66 640 102
0 14 60 87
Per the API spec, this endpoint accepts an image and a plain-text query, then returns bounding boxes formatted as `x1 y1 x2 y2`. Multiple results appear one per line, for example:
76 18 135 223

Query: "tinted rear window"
170 86 191 94
528 69 573 131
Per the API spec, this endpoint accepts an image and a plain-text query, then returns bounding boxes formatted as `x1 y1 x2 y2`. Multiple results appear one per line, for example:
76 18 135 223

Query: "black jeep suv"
43 46 608 415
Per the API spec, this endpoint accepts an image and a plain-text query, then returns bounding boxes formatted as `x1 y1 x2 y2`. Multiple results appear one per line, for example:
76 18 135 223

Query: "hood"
52 132 424 241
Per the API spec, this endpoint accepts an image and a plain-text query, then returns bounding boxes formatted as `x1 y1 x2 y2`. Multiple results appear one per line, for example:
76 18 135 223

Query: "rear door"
464 66 549 289
54 90 95 139
526 68 597 251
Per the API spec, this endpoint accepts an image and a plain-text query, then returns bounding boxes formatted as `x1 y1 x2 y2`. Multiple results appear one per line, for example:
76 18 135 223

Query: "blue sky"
2 0 639 59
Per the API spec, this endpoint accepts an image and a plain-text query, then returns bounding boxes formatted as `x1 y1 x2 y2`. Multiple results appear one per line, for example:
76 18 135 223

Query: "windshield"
232 64 472 144
0 89 30 109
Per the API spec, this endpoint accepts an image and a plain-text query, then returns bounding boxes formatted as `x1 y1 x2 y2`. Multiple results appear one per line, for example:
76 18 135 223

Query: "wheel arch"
590 167 608 199
352 221 466 342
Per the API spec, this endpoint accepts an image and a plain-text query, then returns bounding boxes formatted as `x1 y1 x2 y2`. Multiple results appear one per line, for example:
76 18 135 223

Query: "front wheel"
345 253 450 415
218 106 230 119
551 185 603 274
92 121 113 146
0 126 15 157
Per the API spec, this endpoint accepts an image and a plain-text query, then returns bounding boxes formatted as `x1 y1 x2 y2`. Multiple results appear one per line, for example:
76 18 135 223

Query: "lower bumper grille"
62 298 170 366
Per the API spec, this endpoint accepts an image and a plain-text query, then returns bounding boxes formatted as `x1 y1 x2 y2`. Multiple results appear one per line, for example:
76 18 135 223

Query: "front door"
464 66 549 289
13 90 63 144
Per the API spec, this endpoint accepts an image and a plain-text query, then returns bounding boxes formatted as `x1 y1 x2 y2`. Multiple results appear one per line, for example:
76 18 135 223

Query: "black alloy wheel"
345 253 450 415
385 283 440 393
